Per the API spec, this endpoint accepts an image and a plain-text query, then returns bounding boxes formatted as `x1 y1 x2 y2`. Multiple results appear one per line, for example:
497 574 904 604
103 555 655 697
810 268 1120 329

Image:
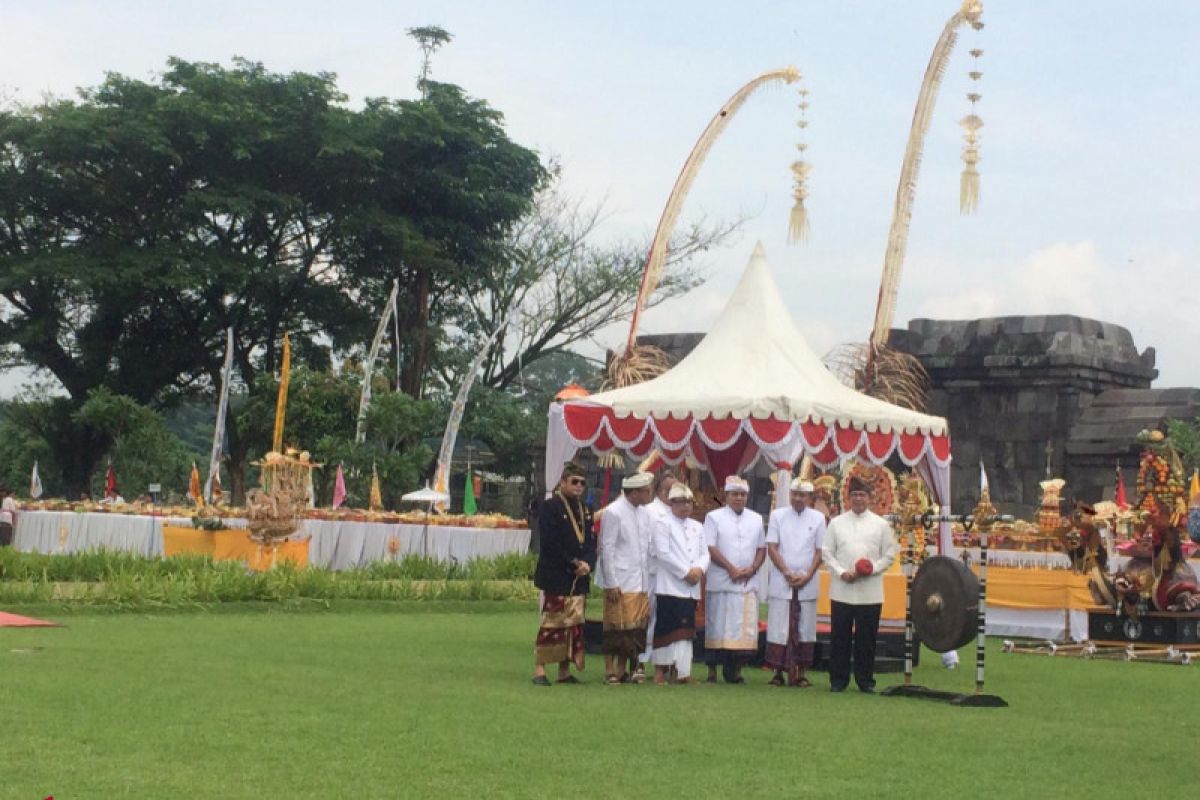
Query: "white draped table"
12 511 529 569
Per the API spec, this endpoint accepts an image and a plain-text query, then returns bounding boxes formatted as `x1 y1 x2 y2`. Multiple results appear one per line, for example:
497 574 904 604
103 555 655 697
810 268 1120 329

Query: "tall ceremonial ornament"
431 316 511 512
610 66 808 389
870 0 984 352
356 279 400 444
272 332 292 453
204 327 234 503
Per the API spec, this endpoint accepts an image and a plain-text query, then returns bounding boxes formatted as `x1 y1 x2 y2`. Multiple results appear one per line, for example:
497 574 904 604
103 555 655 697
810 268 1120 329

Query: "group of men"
532 463 908 692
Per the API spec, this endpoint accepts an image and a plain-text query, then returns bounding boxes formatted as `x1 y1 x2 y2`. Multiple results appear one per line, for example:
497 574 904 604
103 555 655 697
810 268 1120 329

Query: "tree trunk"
399 267 431 398
225 409 251 505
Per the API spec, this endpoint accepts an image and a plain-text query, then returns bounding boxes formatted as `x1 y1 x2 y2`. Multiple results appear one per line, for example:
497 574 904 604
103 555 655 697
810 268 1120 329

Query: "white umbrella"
401 484 450 504
401 483 451 556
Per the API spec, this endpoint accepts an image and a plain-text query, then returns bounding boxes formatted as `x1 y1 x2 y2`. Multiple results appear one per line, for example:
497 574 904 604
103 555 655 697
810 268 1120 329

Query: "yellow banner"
272 333 291 453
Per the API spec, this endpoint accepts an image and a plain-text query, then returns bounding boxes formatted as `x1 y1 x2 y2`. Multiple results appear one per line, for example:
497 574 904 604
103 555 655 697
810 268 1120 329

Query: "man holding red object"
821 475 897 694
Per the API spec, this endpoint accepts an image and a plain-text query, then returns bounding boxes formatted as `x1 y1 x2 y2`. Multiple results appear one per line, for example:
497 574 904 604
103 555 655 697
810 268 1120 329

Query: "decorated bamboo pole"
431 316 510 513
204 327 234 502
356 279 400 444
613 66 805 388
870 0 984 350
272 333 291 453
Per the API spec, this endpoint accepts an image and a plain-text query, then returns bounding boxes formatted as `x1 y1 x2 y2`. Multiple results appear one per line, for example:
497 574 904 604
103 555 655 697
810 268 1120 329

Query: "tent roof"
581 243 946 437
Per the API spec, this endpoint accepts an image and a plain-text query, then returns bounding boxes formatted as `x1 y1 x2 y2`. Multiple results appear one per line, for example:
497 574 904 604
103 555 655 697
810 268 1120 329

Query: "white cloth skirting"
766 598 817 646
652 640 693 678
704 591 758 651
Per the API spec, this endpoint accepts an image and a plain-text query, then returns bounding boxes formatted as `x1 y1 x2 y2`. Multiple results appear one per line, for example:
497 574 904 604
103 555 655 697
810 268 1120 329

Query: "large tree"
0 58 544 497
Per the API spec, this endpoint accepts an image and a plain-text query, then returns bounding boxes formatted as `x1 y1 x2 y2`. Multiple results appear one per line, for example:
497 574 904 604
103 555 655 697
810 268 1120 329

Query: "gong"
910 556 979 653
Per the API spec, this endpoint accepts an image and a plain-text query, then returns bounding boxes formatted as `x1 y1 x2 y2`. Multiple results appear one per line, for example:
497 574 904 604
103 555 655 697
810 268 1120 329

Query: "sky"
2 1 1199 396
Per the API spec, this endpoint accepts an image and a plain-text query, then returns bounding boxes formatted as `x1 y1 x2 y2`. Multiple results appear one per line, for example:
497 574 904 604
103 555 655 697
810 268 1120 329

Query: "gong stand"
883 492 1008 707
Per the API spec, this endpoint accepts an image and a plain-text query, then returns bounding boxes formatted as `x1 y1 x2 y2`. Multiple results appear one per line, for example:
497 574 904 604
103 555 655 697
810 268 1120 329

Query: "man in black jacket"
532 462 597 685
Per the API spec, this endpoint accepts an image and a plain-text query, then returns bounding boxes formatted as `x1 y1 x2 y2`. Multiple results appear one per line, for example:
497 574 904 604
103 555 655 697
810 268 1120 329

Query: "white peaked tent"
545 242 955 549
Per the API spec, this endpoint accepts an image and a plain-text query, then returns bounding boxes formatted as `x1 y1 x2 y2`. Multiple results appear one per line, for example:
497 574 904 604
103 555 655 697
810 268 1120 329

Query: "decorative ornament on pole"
787 80 812 244
959 10 985 214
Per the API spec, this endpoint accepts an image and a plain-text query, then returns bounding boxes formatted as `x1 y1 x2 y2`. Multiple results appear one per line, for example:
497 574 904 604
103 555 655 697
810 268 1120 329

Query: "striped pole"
975 519 989 694
904 519 914 685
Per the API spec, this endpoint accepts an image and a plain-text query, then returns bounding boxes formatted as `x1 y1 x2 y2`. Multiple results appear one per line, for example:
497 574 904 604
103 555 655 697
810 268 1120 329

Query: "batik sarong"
601 589 650 660
534 593 586 665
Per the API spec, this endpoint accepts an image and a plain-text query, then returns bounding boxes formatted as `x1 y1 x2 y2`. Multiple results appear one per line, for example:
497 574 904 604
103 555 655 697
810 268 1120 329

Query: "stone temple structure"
890 315 1200 518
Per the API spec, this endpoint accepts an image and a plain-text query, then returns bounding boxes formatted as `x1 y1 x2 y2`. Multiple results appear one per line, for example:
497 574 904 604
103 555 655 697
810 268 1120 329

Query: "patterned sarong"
535 593 586 665
601 589 650 659
765 592 816 680
652 595 697 648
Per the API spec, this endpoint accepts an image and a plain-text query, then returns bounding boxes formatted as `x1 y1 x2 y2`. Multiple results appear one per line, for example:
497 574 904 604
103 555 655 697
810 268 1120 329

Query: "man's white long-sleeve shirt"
821 508 897 605
595 495 651 592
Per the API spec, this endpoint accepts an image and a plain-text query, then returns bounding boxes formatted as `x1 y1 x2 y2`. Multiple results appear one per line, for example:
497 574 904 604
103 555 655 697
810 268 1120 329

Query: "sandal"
532 675 551 687
795 677 813 688
767 674 785 687
605 675 622 686
556 675 581 684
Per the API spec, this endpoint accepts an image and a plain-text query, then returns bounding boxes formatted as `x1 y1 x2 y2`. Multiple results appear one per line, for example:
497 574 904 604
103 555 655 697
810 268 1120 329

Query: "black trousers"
0 522 12 547
829 600 882 690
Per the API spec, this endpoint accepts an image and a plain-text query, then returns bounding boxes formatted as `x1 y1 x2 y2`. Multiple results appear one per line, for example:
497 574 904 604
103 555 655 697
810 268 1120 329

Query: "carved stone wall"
890 315 1163 518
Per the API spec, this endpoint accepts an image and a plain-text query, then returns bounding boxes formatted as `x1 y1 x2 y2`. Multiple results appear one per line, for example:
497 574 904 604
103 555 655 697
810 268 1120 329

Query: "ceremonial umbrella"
401 483 451 557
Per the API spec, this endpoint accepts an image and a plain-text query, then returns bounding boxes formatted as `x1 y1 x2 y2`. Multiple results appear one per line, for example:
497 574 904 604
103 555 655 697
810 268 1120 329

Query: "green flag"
463 467 477 515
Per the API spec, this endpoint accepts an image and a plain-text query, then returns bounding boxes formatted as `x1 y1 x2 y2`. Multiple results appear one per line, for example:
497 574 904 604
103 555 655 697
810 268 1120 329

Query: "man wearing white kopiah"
765 478 825 688
703 475 765 684
821 475 898 693
650 482 709 684
596 471 654 685
638 470 675 667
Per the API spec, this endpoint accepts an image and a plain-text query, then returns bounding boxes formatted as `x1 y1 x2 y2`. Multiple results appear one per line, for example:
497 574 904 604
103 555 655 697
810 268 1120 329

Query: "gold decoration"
960 21 985 214
246 449 319 545
271 333 291 453
788 85 811 244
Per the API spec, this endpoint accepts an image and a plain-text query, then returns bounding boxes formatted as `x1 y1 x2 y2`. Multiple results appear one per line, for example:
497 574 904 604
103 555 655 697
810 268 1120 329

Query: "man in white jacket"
650 483 709 684
703 475 765 684
821 475 897 693
595 471 654 684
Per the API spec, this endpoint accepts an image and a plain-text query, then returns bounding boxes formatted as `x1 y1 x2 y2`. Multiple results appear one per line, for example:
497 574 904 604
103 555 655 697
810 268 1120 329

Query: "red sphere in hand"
854 558 873 577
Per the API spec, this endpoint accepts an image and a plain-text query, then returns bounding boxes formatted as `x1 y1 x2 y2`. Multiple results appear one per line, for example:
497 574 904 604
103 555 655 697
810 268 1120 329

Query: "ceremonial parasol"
402 483 450 556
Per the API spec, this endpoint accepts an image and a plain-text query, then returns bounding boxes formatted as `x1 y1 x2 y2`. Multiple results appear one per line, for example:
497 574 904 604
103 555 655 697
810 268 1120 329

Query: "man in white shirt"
765 478 825 688
650 482 709 684
596 471 654 684
821 475 898 693
637 470 676 669
703 475 765 684
0 486 16 547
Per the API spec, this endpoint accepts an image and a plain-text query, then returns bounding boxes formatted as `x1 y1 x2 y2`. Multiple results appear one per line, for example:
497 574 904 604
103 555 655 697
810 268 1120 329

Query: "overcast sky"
3 1 1198 396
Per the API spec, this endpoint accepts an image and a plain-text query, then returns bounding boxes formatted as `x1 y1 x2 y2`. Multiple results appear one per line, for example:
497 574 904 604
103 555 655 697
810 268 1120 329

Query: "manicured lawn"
2 602 1195 798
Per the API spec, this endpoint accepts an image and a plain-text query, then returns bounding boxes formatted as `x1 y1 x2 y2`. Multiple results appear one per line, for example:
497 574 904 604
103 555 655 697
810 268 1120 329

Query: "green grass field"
3 602 1195 798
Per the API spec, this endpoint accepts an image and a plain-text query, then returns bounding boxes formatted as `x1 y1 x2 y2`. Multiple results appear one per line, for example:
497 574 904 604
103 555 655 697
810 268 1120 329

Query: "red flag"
105 463 118 499
1115 464 1129 510
331 463 347 509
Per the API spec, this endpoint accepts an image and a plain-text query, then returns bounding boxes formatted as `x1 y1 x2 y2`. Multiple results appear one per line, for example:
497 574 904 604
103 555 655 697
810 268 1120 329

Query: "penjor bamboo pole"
622 67 802 363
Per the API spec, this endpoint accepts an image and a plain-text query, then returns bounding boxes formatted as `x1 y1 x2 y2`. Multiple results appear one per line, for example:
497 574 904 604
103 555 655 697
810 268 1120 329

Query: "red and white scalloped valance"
559 402 950 471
